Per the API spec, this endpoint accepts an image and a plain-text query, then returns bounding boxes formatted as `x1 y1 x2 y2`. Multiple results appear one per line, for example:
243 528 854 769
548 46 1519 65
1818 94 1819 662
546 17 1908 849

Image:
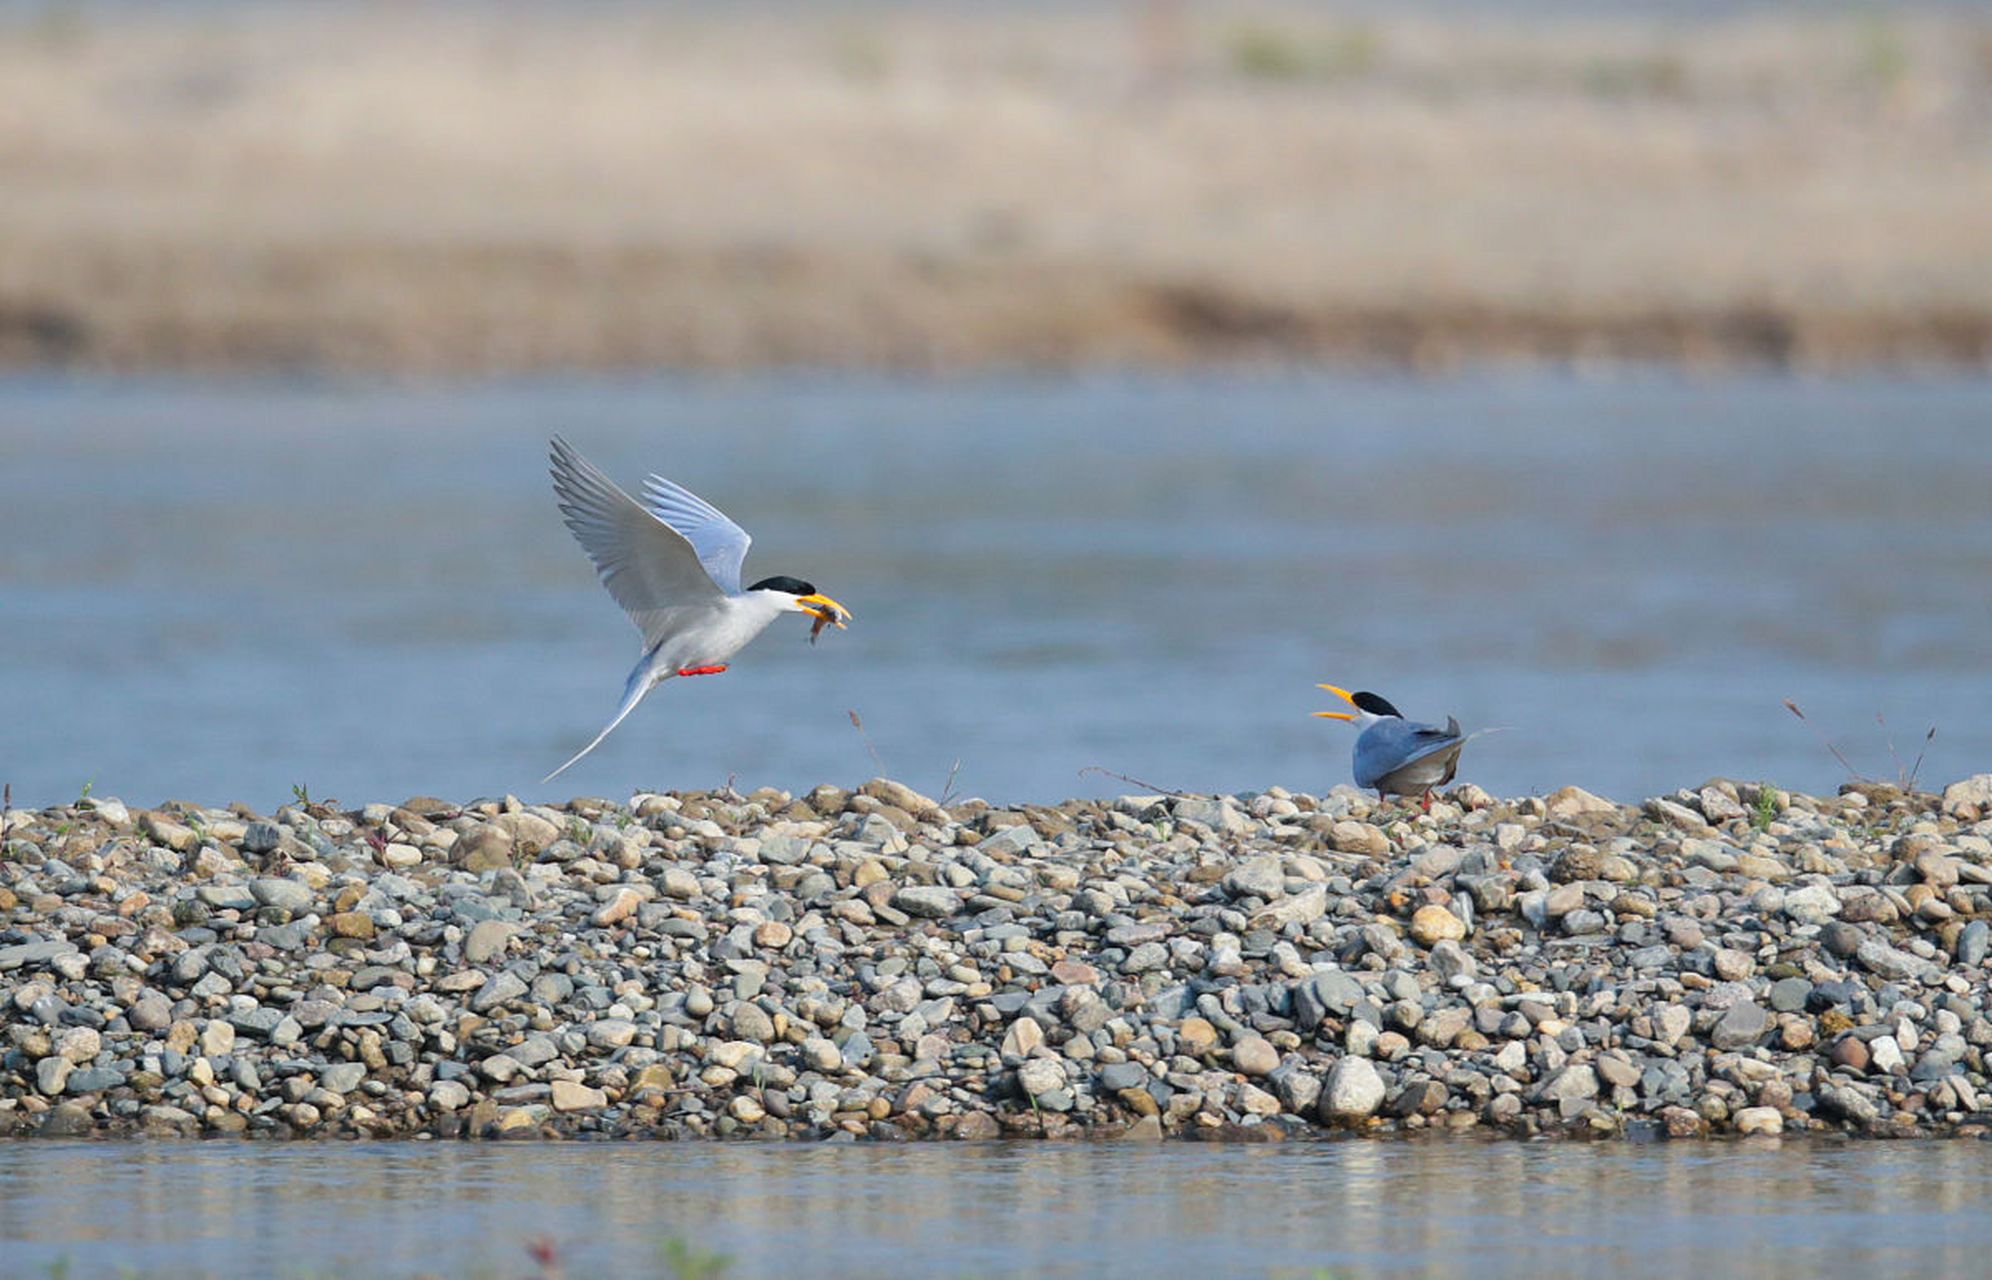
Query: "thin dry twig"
847 709 888 777
1077 765 1196 800
1783 698 1868 784
1873 711 1935 792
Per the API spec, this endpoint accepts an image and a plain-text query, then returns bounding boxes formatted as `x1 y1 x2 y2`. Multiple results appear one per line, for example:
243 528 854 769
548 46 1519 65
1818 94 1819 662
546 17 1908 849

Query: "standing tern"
543 436 851 782
1313 684 1469 808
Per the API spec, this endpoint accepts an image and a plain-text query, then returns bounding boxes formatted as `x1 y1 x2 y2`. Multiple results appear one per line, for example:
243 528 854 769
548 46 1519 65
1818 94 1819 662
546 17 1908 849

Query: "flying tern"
1313 684 1470 808
542 436 851 782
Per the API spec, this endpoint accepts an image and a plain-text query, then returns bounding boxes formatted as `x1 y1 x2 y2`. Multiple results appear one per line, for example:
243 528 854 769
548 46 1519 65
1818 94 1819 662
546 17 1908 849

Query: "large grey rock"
1957 920 1990 968
1539 1065 1598 1102
463 920 517 965
1321 1057 1385 1120
1856 938 1939 983
0 941 78 972
1254 884 1327 929
319 1062 368 1094
1017 1058 1067 1097
977 824 1039 856
891 885 962 919
1222 856 1285 900
1943 774 1992 819
250 878 314 913
35 1057 70 1095
1710 1001 1769 1050
470 970 529 1012
1781 882 1840 925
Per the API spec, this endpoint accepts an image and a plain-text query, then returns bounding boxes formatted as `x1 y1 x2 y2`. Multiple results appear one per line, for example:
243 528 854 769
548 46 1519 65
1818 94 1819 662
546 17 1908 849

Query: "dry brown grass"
2 4 1990 373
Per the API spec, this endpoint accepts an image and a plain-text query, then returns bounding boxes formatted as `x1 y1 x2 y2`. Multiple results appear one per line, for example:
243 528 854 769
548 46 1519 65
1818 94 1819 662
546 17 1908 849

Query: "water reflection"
2 1139 1991 1278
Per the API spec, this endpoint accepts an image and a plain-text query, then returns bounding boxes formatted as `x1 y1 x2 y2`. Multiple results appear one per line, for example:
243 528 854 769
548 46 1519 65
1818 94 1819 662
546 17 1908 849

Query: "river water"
3 1137 1991 1278
1 372 1987 810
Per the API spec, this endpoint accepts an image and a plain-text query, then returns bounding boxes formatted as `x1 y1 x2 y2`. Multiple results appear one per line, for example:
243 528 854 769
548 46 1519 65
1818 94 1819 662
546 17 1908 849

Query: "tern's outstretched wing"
550 437 725 643
640 473 753 596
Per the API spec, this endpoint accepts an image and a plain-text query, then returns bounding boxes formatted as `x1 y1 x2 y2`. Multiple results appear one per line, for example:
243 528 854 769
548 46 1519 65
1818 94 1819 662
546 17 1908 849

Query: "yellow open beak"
797 592 852 628
1312 682 1357 720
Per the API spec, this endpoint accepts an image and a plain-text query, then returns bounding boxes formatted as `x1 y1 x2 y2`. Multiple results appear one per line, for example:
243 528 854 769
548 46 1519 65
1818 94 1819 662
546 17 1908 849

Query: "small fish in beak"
800 593 852 645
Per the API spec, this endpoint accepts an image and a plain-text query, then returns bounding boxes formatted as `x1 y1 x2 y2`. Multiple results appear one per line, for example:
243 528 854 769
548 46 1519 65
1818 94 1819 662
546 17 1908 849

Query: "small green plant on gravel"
567 817 592 845
291 782 313 807
1751 788 1780 831
659 1236 732 1280
77 778 94 803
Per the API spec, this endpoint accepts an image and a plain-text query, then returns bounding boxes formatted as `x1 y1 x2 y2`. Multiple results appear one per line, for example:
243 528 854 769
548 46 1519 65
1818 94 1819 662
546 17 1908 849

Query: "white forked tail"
542 662 656 783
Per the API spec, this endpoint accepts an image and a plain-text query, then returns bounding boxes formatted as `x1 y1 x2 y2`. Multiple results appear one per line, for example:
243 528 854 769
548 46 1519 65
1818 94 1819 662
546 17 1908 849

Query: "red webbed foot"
675 664 730 677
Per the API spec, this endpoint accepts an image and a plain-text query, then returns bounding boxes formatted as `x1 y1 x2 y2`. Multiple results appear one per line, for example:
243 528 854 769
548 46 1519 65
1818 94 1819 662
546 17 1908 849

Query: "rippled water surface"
4 1139 1992 1279
1 373 1987 808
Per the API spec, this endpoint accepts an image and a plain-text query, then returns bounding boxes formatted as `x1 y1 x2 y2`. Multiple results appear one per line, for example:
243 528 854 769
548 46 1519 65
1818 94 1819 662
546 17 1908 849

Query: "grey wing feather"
1414 717 1463 741
641 473 753 596
1353 718 1465 790
550 437 726 644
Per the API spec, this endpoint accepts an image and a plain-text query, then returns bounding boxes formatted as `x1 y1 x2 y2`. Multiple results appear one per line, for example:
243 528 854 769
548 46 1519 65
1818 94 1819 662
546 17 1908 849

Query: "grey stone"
1096 1062 1147 1092
1710 1001 1769 1051
977 825 1039 856
1322 1057 1385 1120
1539 1065 1598 1102
1820 922 1864 959
1222 857 1285 900
250 877 314 913
1856 938 1939 983
429 1080 471 1111
1296 970 1365 1031
1957 920 1990 968
241 822 284 854
470 970 529 1012
65 1067 127 1094
259 919 317 951
127 993 174 1032
891 886 962 919
319 1062 368 1094
1769 978 1813 1014
1017 1058 1067 1097
464 920 517 965
730 1004 776 1043
35 1057 70 1095
0 941 78 972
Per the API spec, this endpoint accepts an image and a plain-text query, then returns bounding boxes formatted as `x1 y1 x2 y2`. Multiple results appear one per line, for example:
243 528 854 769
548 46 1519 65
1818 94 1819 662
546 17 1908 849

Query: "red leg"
1421 789 1434 813
675 664 729 677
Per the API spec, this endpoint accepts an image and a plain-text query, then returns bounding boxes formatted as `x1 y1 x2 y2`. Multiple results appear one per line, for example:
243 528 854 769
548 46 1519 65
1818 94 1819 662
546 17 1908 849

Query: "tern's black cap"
748 575 817 596
1352 691 1402 718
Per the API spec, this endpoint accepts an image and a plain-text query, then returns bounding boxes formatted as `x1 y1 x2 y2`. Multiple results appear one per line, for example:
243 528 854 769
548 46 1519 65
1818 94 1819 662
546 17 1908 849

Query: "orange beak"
1312 682 1357 720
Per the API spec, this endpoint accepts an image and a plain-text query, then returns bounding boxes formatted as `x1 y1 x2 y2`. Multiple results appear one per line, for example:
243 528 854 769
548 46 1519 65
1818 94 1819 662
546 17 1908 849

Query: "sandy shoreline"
5 775 1992 1142
3 6 1990 374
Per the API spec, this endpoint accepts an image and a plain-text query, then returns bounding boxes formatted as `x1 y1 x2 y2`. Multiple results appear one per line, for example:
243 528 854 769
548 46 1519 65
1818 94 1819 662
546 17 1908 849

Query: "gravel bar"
6 775 1992 1143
